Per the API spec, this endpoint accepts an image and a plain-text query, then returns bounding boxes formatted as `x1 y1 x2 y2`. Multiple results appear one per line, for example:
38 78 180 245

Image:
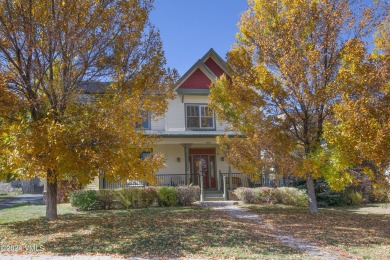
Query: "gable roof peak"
174 48 229 92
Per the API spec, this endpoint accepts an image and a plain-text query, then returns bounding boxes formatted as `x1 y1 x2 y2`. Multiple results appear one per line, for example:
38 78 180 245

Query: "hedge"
70 185 200 211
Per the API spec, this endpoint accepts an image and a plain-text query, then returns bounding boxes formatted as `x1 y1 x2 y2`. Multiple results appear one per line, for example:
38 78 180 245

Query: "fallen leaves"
0 205 301 259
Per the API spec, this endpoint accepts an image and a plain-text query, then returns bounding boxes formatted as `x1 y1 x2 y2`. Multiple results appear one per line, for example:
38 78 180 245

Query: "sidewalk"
0 195 43 210
210 204 356 260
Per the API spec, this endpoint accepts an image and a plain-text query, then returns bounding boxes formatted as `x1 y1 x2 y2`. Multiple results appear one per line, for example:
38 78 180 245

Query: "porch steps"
204 189 225 201
196 201 240 207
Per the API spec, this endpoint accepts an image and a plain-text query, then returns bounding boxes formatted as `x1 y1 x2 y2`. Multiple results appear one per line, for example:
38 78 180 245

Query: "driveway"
0 195 44 210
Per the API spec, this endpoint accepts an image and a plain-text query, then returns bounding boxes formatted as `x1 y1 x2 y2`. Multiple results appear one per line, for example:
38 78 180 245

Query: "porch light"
221 157 225 161
177 157 181 162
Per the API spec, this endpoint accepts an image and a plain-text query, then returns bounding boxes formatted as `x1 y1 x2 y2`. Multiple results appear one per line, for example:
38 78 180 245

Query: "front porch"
93 139 285 199
101 172 282 191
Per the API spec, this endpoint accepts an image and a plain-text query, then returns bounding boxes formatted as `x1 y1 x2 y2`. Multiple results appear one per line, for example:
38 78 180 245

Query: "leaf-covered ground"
244 204 390 259
0 204 303 259
1 204 388 259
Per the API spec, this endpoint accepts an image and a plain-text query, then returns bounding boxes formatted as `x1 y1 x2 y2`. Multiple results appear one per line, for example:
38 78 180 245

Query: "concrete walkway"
0 194 43 210
206 201 353 260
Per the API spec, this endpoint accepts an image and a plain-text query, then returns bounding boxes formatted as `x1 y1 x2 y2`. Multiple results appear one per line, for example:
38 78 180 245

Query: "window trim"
136 111 151 130
185 103 216 130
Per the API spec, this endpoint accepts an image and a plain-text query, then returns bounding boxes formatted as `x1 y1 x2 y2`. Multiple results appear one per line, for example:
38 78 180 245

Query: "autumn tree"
323 13 389 190
210 0 383 213
0 0 175 220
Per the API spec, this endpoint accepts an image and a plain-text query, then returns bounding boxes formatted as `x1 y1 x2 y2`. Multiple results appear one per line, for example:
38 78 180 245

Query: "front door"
191 153 216 189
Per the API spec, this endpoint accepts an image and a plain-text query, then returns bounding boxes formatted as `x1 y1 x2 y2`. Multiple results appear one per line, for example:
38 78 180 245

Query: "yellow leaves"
0 0 175 193
220 0 385 188
327 26 390 176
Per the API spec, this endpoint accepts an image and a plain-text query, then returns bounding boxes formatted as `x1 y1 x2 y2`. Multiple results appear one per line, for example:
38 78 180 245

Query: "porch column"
228 166 232 190
181 143 193 185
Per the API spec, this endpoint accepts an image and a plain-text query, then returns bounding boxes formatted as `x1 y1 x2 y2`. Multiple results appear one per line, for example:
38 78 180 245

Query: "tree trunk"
306 173 318 213
46 170 58 221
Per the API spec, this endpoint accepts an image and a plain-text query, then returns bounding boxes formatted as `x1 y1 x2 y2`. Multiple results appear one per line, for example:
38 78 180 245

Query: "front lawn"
244 204 390 259
0 203 75 224
0 204 302 259
1 203 388 259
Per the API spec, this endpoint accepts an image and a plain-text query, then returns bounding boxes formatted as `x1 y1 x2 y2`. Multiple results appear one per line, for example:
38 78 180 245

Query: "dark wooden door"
209 155 216 188
193 155 209 188
192 155 216 189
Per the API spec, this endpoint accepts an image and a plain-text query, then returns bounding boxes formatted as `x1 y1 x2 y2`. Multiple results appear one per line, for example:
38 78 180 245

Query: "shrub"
343 190 363 206
234 187 257 204
97 189 117 209
369 188 390 203
157 186 178 207
70 190 99 211
176 185 200 206
140 187 159 208
292 178 349 207
254 187 276 204
274 187 308 207
116 188 143 209
317 192 348 207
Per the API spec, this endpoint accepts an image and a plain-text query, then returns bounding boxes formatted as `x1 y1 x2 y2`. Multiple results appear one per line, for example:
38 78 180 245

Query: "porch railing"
103 174 187 189
219 172 285 191
102 173 284 190
156 174 186 186
219 173 256 191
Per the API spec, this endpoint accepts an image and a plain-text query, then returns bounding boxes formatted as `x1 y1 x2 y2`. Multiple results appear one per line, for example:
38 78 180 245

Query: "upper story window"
136 111 150 130
186 104 215 130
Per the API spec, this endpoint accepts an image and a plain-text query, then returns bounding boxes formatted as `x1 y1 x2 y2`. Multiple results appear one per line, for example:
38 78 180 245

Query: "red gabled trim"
179 68 212 89
204 57 225 78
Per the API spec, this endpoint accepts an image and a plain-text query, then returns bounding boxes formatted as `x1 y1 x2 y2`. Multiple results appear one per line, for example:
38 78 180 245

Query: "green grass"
243 204 390 259
0 204 76 224
338 203 390 215
0 204 303 259
0 193 22 197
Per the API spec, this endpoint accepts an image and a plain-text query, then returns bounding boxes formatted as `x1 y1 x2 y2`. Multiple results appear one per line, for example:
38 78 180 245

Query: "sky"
150 0 248 76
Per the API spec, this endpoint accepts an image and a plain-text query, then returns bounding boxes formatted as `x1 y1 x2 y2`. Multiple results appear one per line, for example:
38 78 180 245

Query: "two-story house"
144 48 239 190
87 49 243 191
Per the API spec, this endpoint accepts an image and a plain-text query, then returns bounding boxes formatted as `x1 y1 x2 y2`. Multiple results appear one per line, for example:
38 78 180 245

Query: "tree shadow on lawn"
3 207 302 258
244 205 390 248
340 203 390 215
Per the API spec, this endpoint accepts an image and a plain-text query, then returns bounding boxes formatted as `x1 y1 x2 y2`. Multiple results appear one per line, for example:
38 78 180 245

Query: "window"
136 111 150 130
140 152 151 160
186 104 215 130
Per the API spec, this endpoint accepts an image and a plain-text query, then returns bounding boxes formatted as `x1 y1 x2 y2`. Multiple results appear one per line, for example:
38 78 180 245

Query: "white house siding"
151 115 165 131
153 141 239 190
84 176 100 190
165 97 186 131
153 140 239 175
153 144 185 175
163 94 230 131
216 118 230 131
182 95 209 104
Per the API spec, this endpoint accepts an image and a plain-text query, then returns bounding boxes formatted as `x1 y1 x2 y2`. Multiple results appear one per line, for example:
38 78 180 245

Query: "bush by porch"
70 185 200 211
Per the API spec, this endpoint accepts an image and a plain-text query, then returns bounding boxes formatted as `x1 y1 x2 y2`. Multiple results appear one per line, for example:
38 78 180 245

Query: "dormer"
174 48 230 96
